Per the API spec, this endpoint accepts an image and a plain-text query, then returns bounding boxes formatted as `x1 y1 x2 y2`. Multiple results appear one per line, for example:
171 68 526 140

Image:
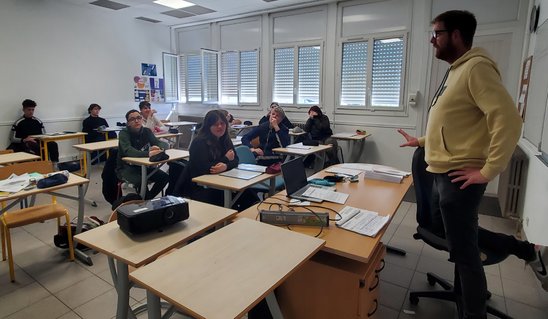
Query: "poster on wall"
141 63 157 76
133 76 165 102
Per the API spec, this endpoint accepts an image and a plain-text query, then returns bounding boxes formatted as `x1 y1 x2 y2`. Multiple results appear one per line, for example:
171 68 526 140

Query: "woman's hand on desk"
210 162 227 174
251 148 264 156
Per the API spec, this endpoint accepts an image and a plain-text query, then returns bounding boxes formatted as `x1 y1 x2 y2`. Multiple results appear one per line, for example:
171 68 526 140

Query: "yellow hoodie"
418 47 522 180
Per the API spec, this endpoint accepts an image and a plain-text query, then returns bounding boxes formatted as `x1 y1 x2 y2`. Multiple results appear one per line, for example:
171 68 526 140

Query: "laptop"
281 158 323 203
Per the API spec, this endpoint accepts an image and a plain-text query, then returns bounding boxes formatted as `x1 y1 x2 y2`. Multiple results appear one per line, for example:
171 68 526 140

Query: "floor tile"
381 261 415 288
55 275 112 309
4 295 70 319
0 282 50 318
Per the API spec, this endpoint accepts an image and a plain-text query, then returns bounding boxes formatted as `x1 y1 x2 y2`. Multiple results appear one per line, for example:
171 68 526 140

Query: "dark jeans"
118 166 169 200
431 173 487 319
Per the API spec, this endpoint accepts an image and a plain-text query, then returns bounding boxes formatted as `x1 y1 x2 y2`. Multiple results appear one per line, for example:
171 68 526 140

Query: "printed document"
302 187 349 204
336 206 389 237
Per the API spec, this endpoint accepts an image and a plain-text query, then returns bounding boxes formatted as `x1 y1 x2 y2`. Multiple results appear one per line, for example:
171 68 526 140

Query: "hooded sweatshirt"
418 47 522 180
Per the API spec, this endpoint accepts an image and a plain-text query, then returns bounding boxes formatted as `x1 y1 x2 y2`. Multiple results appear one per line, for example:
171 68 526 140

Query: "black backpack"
101 149 120 205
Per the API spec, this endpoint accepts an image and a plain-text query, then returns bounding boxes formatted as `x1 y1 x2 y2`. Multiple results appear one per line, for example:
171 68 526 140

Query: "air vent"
263 0 278 2
136 17 161 23
181 5 215 15
161 10 195 18
89 0 129 10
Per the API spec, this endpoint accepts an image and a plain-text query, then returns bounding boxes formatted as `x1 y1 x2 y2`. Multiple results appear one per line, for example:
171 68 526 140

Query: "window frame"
336 31 408 115
219 49 260 107
272 41 323 108
163 52 179 102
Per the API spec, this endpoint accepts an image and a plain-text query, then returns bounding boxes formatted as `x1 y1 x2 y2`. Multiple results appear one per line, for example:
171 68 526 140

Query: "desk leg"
140 166 147 199
266 292 284 319
82 151 97 207
147 290 162 319
269 176 275 196
73 184 93 265
224 189 232 208
43 141 50 161
312 152 326 172
352 139 366 163
115 259 131 319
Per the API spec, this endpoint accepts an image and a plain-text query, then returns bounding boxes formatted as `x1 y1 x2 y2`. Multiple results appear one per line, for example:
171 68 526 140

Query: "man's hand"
148 145 162 157
23 137 36 144
225 149 235 161
397 129 419 147
210 162 227 174
448 168 489 190
251 148 264 156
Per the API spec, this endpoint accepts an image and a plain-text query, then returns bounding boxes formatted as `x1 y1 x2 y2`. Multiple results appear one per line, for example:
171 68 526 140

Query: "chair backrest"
0 149 14 155
235 145 257 164
0 161 53 180
412 147 434 228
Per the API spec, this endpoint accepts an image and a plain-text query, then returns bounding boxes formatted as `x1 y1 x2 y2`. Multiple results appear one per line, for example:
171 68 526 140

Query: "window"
202 50 218 104
163 53 179 102
273 45 321 105
339 35 406 110
220 50 259 105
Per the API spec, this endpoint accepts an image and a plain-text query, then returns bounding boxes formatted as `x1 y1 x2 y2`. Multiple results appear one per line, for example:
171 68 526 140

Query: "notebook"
281 158 323 203
220 168 262 180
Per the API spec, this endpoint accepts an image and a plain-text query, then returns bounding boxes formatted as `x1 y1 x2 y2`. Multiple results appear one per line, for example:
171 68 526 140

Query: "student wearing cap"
82 103 115 163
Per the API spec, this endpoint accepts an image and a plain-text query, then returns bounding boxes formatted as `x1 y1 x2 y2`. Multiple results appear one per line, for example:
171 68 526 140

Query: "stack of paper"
363 165 410 183
287 143 311 150
238 163 267 173
336 206 389 237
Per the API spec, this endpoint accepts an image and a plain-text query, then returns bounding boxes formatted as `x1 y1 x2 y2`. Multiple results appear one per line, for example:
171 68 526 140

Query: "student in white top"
139 101 166 133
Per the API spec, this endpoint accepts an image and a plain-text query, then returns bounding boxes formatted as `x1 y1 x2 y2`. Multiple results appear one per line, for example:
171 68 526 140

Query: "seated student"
189 110 258 209
259 102 294 129
8 99 59 162
218 109 239 138
241 106 290 166
304 105 339 166
116 109 169 200
82 103 116 164
139 101 166 133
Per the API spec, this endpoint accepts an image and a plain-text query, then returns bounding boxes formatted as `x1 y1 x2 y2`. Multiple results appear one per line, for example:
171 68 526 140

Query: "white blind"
163 53 178 102
371 37 404 107
298 46 321 105
202 50 218 103
178 55 187 103
273 47 294 104
221 52 238 104
240 50 258 104
340 41 368 106
186 54 201 102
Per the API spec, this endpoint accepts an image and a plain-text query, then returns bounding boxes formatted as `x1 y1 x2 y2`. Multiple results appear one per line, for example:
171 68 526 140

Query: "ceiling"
60 0 330 27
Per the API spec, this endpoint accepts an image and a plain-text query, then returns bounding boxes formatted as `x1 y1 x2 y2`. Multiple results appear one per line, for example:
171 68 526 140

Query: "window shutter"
273 47 294 104
221 52 238 104
371 38 404 107
163 53 179 102
240 50 258 104
202 50 218 103
297 46 321 105
340 41 368 107
186 54 201 102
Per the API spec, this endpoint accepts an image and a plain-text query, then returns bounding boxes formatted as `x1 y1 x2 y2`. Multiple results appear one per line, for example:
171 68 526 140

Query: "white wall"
520 0 548 245
0 0 171 160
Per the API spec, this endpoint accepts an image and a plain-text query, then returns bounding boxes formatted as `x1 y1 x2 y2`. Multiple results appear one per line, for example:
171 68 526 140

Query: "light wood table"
75 199 237 319
0 173 92 265
30 132 87 161
130 218 325 319
192 171 278 208
123 149 189 198
238 167 412 318
273 144 332 172
0 152 40 165
331 132 371 163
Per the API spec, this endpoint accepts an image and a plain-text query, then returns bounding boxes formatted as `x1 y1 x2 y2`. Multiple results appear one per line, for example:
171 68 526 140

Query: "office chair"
234 145 285 195
408 147 512 319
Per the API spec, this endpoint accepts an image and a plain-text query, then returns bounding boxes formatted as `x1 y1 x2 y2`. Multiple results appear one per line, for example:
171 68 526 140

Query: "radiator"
497 147 528 218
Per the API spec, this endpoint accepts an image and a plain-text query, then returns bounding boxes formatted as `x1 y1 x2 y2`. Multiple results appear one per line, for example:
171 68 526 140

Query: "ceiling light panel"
153 0 194 9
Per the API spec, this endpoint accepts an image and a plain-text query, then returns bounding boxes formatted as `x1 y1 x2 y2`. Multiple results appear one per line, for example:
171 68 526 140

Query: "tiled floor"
0 166 547 318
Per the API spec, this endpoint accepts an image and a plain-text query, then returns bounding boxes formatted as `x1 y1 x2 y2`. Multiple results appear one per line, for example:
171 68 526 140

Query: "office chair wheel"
409 294 419 305
427 275 437 286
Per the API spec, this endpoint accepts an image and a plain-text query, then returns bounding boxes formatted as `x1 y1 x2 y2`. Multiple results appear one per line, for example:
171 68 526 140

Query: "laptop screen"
281 158 308 195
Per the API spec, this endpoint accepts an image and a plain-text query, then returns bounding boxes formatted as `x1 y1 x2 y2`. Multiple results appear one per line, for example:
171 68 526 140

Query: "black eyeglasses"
431 29 449 39
128 116 143 122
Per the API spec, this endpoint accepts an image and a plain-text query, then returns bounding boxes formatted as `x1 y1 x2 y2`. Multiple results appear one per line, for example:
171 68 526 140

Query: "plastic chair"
0 161 75 282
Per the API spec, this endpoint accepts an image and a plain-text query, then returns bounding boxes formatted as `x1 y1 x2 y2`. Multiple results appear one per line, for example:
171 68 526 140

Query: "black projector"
116 196 189 235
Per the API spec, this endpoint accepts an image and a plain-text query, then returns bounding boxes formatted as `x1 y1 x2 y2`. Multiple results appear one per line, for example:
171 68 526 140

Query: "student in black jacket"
304 105 339 166
258 102 294 129
82 103 115 164
189 110 258 209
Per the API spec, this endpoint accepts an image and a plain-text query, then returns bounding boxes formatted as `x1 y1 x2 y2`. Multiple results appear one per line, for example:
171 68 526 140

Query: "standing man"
8 99 59 162
116 109 169 200
398 11 522 319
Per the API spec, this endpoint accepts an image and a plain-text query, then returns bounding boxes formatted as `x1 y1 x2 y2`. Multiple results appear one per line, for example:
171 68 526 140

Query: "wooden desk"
0 152 40 165
192 171 278 208
75 199 237 319
130 218 325 319
331 132 371 163
73 140 119 205
123 149 189 198
273 144 332 172
30 132 87 161
238 168 412 318
0 173 92 265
